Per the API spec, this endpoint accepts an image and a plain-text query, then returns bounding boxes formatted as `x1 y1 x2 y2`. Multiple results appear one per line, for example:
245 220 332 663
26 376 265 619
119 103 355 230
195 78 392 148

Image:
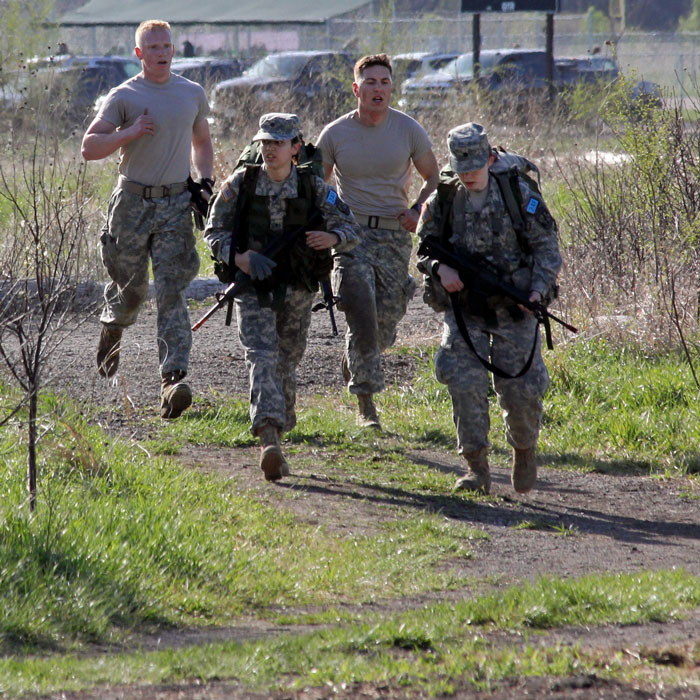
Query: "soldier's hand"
397 208 419 233
306 230 339 251
131 108 155 138
247 251 277 280
437 264 463 293
518 290 542 315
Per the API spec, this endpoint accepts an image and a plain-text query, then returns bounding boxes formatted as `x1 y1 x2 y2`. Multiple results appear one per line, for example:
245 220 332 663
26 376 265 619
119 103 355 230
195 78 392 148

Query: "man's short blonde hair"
135 20 171 48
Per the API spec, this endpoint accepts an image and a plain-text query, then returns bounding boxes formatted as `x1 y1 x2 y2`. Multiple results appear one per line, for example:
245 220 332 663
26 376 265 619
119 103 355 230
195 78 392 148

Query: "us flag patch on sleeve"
221 180 234 202
526 197 539 214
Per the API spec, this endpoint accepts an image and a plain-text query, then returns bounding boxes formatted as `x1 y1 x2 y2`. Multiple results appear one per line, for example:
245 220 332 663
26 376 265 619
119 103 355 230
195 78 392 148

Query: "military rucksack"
423 147 552 315
233 139 325 180
436 146 542 253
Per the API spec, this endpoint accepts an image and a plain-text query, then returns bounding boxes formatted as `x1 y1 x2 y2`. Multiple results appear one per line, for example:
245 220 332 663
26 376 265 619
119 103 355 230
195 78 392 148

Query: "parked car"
3 54 141 126
391 51 460 81
171 57 243 88
210 50 354 128
555 55 618 86
400 48 662 113
399 48 554 110
555 55 662 108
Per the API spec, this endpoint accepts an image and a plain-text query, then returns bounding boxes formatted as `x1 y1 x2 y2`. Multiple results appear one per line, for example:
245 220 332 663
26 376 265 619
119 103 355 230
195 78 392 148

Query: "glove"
248 252 277 280
187 176 212 230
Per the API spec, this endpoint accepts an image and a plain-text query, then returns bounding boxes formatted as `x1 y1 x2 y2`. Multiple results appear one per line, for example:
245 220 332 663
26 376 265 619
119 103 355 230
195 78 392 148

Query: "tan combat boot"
453 446 491 494
160 370 192 419
512 447 537 494
257 424 289 481
357 393 380 429
96 324 123 378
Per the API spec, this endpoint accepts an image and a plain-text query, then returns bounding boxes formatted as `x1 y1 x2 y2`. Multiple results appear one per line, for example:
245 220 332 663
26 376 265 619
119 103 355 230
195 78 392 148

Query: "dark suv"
399 49 553 110
555 55 662 107
3 55 141 125
171 57 243 88
399 49 661 112
211 50 354 128
54 56 141 118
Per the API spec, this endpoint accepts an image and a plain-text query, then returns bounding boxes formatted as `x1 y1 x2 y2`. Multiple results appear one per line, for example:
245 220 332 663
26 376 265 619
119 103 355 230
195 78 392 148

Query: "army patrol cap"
252 112 301 142
447 122 491 173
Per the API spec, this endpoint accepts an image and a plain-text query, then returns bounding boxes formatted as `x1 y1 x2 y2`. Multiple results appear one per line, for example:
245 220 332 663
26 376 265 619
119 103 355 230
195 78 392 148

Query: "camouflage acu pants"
99 188 199 375
333 225 414 395
434 307 550 454
235 286 314 435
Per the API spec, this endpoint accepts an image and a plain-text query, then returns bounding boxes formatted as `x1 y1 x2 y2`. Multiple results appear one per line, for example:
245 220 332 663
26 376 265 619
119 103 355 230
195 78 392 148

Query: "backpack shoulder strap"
234 141 263 171
296 165 316 202
492 169 531 255
232 164 261 253
436 177 460 244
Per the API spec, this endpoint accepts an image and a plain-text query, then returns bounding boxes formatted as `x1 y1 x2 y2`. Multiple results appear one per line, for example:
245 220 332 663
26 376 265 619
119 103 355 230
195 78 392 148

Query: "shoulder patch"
525 197 539 215
220 180 234 202
326 188 351 215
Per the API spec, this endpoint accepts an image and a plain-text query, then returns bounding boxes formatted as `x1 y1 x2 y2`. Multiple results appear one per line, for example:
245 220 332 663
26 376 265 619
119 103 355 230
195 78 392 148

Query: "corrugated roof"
60 0 371 26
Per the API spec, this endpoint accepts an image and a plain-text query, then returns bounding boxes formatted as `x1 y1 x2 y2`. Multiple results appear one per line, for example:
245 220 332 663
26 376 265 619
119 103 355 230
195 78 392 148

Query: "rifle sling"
221 166 260 325
449 293 539 379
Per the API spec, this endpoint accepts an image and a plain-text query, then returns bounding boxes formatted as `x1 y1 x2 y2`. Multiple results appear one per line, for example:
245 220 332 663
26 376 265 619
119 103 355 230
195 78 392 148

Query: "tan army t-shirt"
97 73 209 186
316 108 432 219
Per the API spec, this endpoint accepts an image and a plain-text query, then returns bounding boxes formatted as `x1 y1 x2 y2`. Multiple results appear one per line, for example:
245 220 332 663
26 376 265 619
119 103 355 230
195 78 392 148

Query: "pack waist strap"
119 178 188 199
356 214 404 232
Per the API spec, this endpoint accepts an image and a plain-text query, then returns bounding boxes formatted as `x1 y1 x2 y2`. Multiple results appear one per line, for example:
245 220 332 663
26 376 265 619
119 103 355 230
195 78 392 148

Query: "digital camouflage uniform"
333 227 414 395
100 189 199 373
417 124 562 460
205 157 359 436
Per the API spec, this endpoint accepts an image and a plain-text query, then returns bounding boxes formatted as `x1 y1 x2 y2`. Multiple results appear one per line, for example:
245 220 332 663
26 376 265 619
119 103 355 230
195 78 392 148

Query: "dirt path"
28 283 700 700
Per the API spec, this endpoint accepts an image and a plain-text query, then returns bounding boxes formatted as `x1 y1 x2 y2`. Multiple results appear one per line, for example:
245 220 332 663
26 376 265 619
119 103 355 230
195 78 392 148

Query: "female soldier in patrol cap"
204 113 360 481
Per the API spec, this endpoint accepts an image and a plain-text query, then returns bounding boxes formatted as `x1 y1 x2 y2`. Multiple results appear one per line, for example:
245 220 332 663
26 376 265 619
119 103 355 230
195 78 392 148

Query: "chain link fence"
59 14 700 94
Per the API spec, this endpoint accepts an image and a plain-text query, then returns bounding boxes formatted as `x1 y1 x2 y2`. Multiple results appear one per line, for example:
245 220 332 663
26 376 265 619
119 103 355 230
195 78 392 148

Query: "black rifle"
193 211 335 332
417 236 577 351
312 277 339 336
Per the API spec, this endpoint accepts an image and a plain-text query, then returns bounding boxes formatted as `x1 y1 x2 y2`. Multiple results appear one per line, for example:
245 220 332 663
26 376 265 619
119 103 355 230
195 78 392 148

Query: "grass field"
1 338 699 697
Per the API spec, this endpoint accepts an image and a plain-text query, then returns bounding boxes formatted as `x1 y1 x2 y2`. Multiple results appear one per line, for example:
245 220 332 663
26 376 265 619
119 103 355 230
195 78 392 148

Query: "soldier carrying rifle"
204 113 360 481
417 123 564 495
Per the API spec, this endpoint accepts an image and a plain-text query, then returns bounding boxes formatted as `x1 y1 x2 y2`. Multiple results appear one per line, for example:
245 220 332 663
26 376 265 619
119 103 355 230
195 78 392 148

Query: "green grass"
544 340 700 475
2 336 700 695
1 569 698 696
0 394 485 654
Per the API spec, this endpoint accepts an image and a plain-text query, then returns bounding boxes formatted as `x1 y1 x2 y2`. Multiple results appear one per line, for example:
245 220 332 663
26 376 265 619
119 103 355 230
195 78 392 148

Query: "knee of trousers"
105 279 149 310
495 365 550 406
434 345 488 391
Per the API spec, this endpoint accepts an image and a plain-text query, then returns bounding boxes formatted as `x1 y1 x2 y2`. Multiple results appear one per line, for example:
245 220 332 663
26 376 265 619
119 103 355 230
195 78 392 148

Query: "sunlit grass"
0 391 485 654
1 568 698 697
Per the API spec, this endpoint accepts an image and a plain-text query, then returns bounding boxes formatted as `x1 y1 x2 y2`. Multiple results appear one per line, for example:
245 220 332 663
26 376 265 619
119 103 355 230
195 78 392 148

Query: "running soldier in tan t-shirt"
81 19 214 419
316 54 439 428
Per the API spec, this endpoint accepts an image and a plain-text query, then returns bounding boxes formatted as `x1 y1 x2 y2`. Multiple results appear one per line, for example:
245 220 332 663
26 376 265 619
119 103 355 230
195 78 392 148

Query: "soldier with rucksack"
416 123 562 495
203 113 360 481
